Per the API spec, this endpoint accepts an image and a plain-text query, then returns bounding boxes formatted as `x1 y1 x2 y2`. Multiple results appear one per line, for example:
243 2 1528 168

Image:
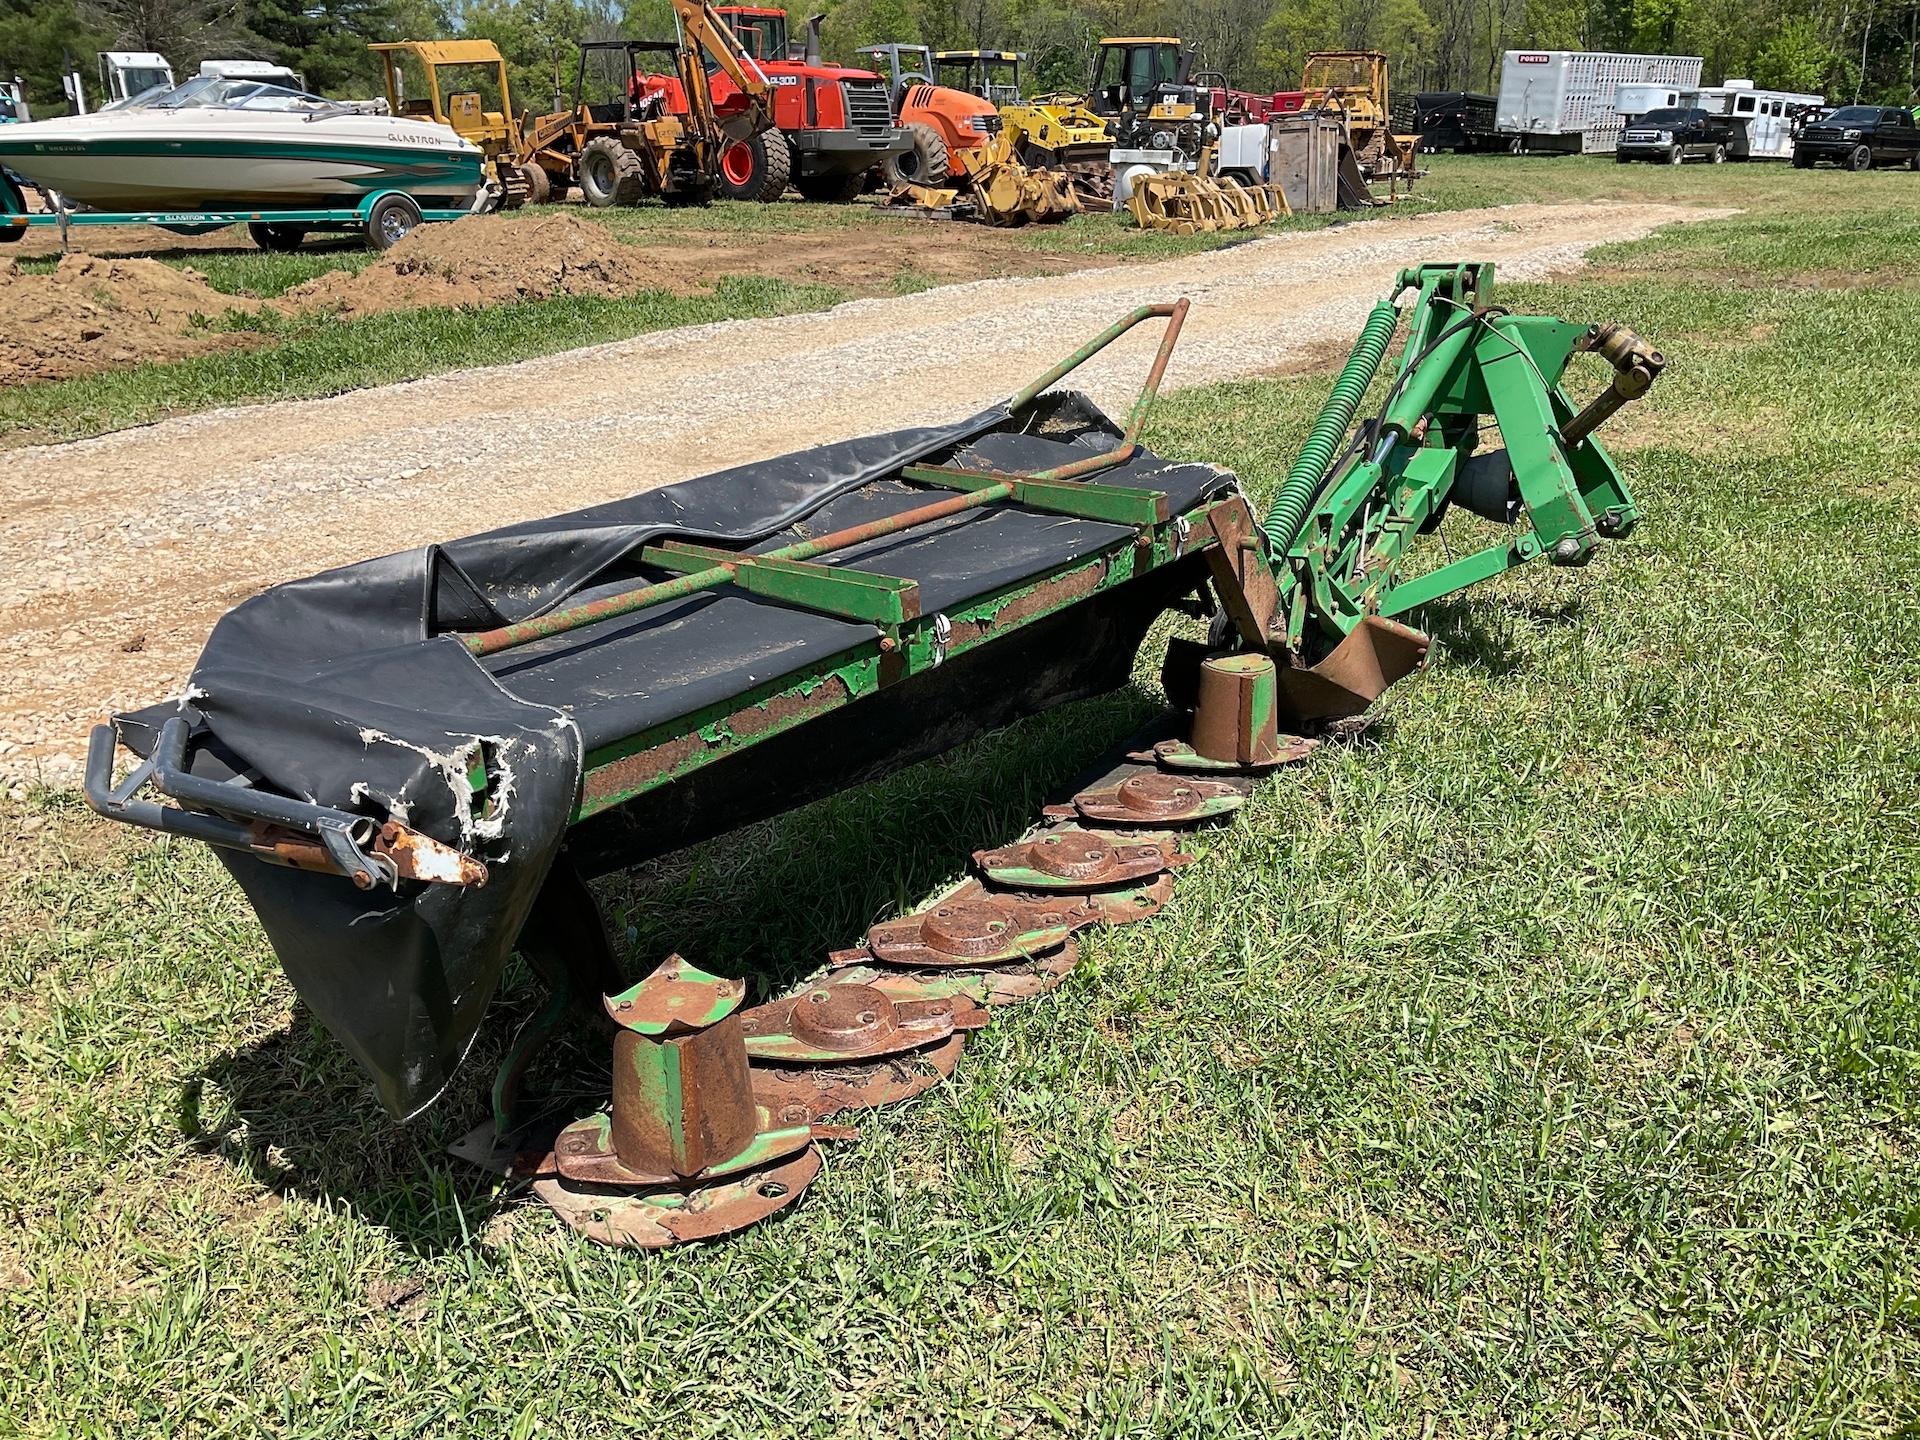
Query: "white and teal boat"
0 75 489 249
0 75 483 211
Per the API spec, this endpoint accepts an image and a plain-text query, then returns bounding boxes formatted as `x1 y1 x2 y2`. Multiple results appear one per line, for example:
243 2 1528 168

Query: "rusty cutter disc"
549 1109 815 1189
739 983 988 1064
753 1031 969 1125
867 885 1090 967
829 936 1083 1007
1067 769 1247 826
973 826 1190 891
1068 871 1177 925
1138 734 1318 774
533 1146 822 1250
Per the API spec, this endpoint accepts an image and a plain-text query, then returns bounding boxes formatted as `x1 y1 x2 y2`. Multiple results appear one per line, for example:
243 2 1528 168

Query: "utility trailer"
85 266 1665 1250
1496 49 1702 154
1412 91 1500 152
0 183 488 251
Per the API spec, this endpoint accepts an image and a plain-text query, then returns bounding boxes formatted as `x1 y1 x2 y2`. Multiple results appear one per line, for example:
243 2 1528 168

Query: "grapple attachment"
1124 149 1289 234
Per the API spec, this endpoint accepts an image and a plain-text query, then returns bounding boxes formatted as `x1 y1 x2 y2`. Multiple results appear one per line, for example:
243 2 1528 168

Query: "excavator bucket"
84 265 1664 1252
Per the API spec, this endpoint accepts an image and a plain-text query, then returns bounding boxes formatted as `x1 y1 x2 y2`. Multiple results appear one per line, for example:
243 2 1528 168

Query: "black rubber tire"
247 222 307 252
1909 151 1920 171
520 164 553 205
365 193 423 251
716 130 792 201
883 122 950 188
1791 149 1811 168
1667 145 1685 165
1615 151 1631 163
1710 143 1727 164
579 137 647 207
794 169 868 202
1847 144 1873 171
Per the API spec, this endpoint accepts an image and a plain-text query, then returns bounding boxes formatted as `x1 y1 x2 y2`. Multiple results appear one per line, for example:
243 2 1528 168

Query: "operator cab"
720 8 790 61
859 44 935 112
1091 38 1188 117
933 50 1022 107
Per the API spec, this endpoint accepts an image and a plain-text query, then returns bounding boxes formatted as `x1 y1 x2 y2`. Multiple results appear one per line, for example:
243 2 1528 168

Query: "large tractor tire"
579 137 648 207
793 169 868 203
883 122 950 188
717 130 792 201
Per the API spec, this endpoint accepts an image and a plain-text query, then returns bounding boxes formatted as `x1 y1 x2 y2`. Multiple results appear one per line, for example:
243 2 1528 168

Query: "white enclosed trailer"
1684 79 1824 158
1496 50 1702 153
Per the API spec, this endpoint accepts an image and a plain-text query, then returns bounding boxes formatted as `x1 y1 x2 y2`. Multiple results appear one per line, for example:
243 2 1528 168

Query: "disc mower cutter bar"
85 262 1660 1247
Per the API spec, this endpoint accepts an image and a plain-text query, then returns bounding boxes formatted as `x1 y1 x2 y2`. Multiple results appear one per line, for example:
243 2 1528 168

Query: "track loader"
86 263 1663 1250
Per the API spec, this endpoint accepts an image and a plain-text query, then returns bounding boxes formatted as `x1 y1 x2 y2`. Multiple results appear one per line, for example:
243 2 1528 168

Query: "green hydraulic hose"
1261 298 1401 560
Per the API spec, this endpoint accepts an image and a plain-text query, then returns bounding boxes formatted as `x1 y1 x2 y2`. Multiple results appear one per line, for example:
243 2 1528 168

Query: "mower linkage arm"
84 717 487 891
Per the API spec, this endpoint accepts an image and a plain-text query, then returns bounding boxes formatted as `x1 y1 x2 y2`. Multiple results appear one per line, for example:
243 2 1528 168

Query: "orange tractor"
856 43 1003 188
649 6 910 200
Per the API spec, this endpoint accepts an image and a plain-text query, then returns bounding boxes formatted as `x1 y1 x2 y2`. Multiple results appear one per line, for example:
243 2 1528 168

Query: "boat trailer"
85 262 1661 1247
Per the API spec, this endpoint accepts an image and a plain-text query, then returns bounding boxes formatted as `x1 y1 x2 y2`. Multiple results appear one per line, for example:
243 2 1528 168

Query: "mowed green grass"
4 168 1920 1435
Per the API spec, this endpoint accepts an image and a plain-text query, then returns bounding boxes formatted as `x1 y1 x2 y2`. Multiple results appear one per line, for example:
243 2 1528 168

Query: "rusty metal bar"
462 484 1009 658
911 297 1191 490
459 299 1193 661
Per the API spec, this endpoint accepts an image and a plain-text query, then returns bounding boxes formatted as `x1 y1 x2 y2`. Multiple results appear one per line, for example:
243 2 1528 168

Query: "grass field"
4 160 1920 1435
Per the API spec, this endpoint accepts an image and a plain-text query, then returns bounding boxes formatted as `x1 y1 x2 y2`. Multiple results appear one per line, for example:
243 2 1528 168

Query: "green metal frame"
1266 261 1644 657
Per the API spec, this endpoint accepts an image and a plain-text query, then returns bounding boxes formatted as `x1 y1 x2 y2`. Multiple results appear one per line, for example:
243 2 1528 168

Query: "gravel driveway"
2 201 1716 785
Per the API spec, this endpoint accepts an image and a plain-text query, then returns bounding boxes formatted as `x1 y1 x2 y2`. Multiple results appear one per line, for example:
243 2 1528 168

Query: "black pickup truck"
1616 107 1740 164
1793 106 1920 170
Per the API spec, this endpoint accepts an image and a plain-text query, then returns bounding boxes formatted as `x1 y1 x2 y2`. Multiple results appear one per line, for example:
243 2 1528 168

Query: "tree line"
5 0 1914 119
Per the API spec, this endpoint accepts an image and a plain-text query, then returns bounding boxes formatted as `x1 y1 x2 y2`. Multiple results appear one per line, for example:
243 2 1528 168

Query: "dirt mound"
284 212 689 319
0 255 262 386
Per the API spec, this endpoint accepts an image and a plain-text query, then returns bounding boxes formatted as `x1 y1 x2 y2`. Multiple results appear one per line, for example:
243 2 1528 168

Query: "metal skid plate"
549 1109 814 1188
533 1147 823 1250
972 826 1190 890
828 937 1083 1007
1138 734 1318 774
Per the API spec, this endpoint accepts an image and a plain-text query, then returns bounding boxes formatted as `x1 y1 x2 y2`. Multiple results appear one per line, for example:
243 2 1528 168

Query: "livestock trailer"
1496 49 1702 154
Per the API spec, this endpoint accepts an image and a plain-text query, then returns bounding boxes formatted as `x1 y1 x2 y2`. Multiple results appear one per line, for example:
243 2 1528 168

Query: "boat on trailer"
0 74 487 250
